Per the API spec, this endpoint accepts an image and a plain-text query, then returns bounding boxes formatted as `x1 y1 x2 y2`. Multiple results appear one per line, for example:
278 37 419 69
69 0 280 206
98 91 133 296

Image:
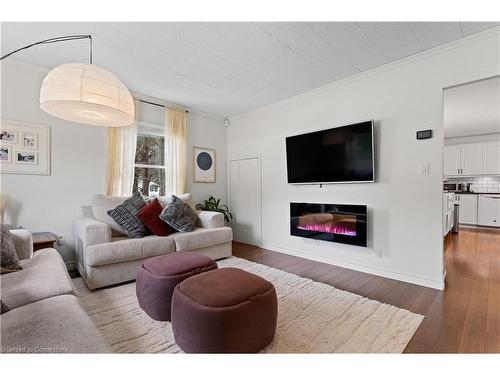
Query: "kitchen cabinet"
454 194 478 225
444 141 500 177
460 143 483 175
483 141 500 175
444 145 461 176
478 194 500 227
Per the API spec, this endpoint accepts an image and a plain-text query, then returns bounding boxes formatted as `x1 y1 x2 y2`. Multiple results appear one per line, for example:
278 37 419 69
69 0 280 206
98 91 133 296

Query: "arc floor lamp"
1 34 134 127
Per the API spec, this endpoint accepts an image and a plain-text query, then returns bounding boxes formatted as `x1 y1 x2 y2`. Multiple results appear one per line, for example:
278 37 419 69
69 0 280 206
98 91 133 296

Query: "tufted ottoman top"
177 267 274 308
142 252 216 277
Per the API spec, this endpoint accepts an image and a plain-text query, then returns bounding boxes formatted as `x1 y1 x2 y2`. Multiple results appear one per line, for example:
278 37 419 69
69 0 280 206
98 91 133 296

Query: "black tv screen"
286 121 374 184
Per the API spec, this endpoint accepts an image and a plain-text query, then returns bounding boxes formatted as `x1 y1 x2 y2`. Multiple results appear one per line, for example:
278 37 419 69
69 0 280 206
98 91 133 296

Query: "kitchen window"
133 122 165 197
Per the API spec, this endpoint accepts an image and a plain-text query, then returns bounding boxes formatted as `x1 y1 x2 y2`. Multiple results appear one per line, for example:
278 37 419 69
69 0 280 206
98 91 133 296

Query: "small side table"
32 232 58 251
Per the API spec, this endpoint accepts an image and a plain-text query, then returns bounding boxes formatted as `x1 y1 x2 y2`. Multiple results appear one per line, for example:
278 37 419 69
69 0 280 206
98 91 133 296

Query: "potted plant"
196 196 233 223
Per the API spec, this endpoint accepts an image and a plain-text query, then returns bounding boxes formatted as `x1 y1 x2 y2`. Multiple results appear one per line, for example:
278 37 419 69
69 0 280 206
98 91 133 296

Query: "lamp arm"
1 35 93 63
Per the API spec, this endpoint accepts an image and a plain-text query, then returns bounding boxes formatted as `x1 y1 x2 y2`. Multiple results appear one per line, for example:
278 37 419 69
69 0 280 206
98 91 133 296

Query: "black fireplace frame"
290 202 367 247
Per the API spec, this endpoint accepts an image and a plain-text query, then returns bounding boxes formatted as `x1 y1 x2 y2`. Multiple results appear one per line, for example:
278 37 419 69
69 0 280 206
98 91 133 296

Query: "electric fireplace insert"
290 202 367 247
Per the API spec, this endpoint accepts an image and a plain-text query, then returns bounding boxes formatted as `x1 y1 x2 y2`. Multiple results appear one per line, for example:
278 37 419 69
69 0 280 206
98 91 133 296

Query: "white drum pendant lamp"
1 35 134 127
40 63 134 127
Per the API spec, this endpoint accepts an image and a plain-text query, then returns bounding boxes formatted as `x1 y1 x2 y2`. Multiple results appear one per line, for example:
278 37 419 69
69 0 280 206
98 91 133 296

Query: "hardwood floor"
232 227 500 353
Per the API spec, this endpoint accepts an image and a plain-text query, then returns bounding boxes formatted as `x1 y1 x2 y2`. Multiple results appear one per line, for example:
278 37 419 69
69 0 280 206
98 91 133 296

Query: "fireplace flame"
297 223 356 237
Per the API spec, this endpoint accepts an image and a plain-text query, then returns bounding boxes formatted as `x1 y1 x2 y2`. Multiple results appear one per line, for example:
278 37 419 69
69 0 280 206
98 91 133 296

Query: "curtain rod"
139 99 189 113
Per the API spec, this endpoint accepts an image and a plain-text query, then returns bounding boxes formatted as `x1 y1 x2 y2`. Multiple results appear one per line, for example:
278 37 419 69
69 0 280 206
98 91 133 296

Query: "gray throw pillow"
1 299 10 314
0 224 23 274
107 192 150 238
160 195 199 232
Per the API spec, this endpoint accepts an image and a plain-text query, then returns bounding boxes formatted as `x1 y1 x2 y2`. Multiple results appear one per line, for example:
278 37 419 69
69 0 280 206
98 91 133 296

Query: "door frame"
228 155 263 247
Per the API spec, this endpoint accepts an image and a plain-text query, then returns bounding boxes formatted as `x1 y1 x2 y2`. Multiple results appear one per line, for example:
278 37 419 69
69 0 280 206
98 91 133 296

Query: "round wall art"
193 147 216 182
197 151 213 171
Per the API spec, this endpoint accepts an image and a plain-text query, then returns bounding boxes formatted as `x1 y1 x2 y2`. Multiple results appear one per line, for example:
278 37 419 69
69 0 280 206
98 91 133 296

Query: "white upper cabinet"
444 141 500 177
483 141 500 175
443 144 461 176
460 143 483 175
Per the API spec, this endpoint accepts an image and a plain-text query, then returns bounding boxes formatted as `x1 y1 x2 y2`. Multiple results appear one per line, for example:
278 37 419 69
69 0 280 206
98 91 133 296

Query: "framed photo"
0 128 17 143
15 150 38 164
0 119 50 175
0 145 11 163
22 132 38 149
193 147 216 183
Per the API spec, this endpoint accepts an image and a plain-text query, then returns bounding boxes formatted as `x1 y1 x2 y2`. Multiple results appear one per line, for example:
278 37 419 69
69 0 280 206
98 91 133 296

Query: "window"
133 122 165 197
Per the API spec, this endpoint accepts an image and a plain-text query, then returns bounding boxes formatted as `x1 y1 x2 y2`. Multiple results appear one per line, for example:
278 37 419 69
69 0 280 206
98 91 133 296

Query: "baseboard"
261 242 445 290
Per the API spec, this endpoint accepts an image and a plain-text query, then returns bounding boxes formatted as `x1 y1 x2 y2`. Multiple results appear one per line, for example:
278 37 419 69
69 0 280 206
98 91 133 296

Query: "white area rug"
74 257 423 353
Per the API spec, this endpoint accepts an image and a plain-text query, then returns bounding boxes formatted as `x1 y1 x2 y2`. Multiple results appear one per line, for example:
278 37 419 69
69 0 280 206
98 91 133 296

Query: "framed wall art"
193 147 216 183
0 119 50 175
0 145 12 163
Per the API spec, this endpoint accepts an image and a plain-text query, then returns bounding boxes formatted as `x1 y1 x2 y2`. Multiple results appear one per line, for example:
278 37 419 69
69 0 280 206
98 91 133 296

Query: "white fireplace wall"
227 29 500 290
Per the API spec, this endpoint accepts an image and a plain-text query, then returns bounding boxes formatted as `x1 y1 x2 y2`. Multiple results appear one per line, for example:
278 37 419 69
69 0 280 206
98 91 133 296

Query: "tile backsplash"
446 176 500 193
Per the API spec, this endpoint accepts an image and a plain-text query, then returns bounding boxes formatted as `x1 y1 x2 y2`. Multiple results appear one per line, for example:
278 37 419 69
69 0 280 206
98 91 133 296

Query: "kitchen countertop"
444 191 500 195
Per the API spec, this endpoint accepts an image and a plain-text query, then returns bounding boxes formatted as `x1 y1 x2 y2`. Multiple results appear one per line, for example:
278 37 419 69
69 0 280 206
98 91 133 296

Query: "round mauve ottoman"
171 267 278 353
136 252 217 321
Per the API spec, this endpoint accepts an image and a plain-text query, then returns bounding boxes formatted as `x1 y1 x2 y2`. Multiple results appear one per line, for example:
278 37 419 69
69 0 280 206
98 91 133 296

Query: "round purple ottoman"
136 252 217 321
171 267 278 353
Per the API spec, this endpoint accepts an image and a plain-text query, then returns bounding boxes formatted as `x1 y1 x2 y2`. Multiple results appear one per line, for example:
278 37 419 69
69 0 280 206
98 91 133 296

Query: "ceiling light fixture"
1 35 134 127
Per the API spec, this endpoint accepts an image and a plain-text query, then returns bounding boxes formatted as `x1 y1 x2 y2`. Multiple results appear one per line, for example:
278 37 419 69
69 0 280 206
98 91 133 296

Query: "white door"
229 157 261 246
461 143 483 175
443 145 461 176
483 141 500 175
478 194 500 227
458 194 478 225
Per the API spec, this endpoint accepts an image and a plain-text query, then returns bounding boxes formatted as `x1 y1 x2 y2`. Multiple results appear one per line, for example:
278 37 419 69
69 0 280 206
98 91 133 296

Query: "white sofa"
74 193 233 289
1 230 111 353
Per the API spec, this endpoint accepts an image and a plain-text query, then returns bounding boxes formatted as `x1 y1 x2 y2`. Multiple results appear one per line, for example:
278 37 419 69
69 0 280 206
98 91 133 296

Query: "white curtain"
164 107 187 195
105 99 138 196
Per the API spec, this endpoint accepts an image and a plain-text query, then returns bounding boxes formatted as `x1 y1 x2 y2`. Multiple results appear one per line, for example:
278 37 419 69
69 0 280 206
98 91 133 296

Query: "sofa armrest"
74 217 112 248
197 210 225 228
10 229 33 260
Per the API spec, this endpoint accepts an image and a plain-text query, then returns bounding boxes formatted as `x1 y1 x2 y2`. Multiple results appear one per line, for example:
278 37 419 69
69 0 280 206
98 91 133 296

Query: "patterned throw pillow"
160 195 199 232
107 192 150 238
1 299 10 314
0 224 23 274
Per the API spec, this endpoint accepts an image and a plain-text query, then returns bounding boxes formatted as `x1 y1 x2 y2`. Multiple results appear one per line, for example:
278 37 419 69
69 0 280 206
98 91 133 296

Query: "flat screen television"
286 120 374 184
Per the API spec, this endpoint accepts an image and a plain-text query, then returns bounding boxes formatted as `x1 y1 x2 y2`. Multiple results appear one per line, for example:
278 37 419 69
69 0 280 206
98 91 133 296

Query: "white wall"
1 59 107 265
227 29 500 290
186 112 227 205
1 59 227 267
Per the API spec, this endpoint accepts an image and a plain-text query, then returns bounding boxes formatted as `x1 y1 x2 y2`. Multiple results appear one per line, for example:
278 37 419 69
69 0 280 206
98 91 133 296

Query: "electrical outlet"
58 235 64 246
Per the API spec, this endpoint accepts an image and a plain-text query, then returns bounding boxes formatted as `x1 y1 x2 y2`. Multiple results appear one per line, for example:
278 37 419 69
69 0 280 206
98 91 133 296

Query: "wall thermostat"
416 129 432 139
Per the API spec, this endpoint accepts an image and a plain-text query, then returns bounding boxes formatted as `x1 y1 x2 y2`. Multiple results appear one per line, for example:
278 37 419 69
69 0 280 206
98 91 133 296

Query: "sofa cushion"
160 195 199 232
170 227 233 252
1 224 23 274
138 198 176 236
91 194 128 236
1 248 74 310
85 235 176 267
107 192 150 238
0 294 111 353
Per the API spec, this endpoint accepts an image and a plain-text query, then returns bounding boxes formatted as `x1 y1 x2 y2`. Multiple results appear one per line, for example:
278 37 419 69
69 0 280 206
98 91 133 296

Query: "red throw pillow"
138 198 176 236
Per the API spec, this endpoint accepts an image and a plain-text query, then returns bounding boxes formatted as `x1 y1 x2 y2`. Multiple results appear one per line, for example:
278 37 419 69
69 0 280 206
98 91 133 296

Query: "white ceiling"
444 76 500 138
1 22 499 117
